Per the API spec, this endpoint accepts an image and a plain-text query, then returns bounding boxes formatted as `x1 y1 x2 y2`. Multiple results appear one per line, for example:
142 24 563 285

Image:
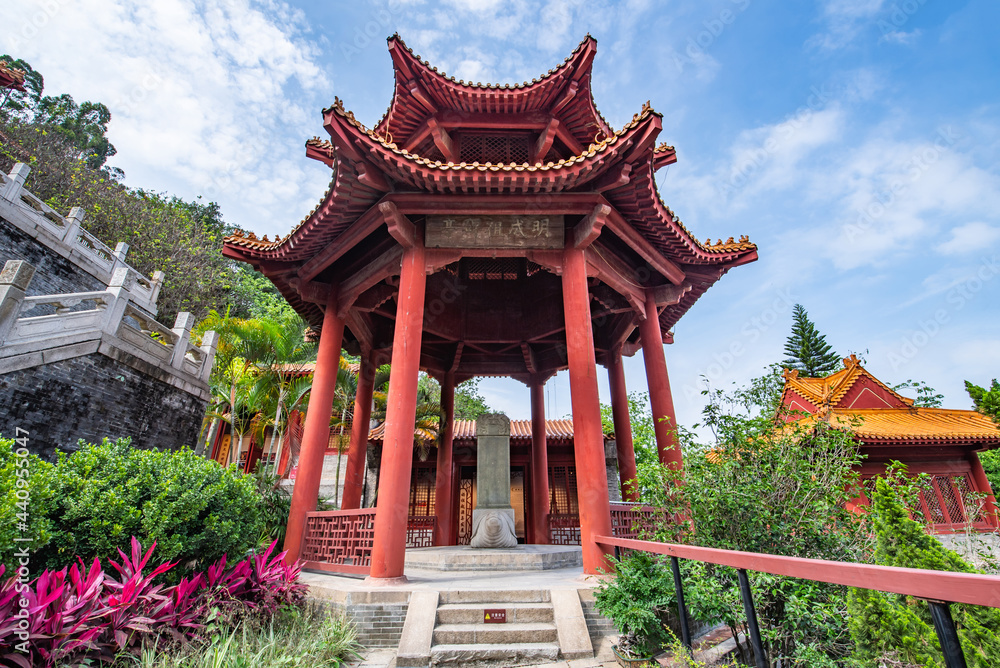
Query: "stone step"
438 589 550 604
436 602 554 624
433 621 559 645
429 642 561 666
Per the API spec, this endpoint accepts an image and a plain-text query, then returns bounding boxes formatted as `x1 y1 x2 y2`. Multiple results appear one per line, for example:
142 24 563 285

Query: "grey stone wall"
0 214 104 297
0 351 206 460
322 599 410 648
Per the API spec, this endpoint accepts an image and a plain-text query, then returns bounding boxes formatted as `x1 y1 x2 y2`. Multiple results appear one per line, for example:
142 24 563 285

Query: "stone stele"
470 413 518 549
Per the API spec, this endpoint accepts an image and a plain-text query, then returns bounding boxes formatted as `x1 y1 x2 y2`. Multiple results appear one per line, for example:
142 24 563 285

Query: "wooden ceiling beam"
380 201 417 248
585 243 646 319
533 118 559 162
571 203 610 249
601 200 686 285
336 246 403 318
298 204 385 283
427 117 458 163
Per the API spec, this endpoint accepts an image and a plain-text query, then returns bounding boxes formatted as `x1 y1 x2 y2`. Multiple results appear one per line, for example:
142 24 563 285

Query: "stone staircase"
431 589 560 665
396 588 593 667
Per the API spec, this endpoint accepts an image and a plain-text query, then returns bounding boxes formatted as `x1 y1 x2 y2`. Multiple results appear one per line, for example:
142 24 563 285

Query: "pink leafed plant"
0 538 306 667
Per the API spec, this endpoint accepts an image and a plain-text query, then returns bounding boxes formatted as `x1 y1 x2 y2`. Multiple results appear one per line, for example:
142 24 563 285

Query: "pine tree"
782 304 841 377
847 476 1000 667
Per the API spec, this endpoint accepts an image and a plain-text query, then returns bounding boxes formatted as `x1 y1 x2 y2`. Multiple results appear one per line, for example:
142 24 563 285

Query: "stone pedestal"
470 413 518 549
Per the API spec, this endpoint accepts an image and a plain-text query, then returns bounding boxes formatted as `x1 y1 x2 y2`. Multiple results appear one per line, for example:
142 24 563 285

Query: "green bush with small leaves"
848 474 1000 667
0 436 57 575
1 437 264 577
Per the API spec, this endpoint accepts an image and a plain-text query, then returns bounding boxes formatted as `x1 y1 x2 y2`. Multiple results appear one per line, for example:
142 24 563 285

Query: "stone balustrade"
0 163 163 314
0 259 217 392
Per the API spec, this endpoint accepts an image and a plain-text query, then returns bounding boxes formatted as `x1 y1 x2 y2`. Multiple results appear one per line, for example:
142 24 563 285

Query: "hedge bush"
0 437 264 577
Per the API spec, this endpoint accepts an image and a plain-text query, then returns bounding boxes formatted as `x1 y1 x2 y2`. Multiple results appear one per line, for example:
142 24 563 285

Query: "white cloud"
809 0 886 50
937 221 1000 255
2 0 330 236
880 28 922 45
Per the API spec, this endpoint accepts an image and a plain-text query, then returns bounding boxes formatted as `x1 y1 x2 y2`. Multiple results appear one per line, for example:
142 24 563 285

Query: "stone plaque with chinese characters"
425 215 564 249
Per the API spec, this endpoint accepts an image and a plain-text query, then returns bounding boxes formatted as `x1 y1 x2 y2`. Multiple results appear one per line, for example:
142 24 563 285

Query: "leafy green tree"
893 379 945 407
634 365 867 664
0 55 43 117
600 390 658 492
967 379 1000 494
848 474 1000 667
783 304 841 377
967 379 1000 424
34 94 116 168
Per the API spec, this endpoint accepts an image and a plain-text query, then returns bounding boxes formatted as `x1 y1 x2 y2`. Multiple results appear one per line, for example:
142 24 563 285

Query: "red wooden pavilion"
222 35 757 579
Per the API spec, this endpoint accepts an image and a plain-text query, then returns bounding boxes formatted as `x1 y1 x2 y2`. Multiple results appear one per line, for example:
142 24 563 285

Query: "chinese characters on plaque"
425 215 565 249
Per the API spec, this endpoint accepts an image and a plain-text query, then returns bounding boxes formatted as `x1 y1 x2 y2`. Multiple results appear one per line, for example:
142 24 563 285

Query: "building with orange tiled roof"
780 355 999 532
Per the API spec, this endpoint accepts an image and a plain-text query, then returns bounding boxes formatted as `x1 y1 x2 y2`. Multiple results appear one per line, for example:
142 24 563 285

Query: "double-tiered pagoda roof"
224 35 757 381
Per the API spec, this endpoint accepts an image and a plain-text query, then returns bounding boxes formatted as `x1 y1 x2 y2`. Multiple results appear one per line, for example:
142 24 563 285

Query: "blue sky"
3 0 999 431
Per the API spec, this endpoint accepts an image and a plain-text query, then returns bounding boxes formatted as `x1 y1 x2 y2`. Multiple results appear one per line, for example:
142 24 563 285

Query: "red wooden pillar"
561 247 614 575
608 348 639 501
433 372 456 545
283 289 344 564
639 291 682 471
369 242 427 580
341 354 375 510
970 454 999 528
530 378 550 544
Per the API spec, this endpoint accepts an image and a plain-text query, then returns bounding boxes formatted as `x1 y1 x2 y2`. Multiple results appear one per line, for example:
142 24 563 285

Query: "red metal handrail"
595 535 1000 608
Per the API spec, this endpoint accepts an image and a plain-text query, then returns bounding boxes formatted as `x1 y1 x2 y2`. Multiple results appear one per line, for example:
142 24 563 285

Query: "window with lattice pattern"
458 134 531 164
408 467 436 517
548 466 579 514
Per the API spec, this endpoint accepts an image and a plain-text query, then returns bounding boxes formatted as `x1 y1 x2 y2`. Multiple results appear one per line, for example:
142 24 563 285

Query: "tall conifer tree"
783 304 841 377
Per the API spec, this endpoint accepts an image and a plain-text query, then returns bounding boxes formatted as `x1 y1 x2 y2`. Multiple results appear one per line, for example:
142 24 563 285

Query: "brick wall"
0 351 206 460
0 214 105 297
322 600 410 648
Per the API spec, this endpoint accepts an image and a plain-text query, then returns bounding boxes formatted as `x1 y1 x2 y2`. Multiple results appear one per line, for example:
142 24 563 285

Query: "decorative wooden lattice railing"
548 502 665 544
300 508 376 575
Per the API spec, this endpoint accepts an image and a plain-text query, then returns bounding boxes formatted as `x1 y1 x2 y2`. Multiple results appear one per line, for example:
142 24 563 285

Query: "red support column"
970 453 999 528
608 348 639 501
340 355 375 510
639 291 683 471
561 247 614 575
283 289 344 564
433 372 456 545
530 378 550 544
369 243 427 580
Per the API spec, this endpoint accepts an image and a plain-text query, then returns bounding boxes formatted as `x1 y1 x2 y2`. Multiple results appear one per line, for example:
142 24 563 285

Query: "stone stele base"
403 545 583 572
469 508 518 548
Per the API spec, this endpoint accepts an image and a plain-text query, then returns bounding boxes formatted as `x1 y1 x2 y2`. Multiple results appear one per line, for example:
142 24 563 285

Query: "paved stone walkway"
346 635 621 668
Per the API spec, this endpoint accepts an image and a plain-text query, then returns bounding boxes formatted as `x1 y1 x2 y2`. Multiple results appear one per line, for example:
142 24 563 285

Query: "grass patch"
112 604 361 668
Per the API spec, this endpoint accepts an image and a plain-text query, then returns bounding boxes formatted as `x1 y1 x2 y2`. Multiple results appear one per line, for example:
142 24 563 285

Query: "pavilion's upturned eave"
325 97 660 195
222 157 383 262
374 33 612 150
604 160 757 266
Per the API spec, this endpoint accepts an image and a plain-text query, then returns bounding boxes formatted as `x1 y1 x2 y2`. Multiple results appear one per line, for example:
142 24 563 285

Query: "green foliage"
980 451 1000 499
0 436 56 574
0 55 43 116
783 304 842 377
33 93 116 168
130 604 361 668
892 379 945 407
226 263 299 322
630 365 868 664
848 475 1000 667
26 438 263 577
600 391 658 475
594 550 677 657
967 379 1000 424
454 377 492 420
251 465 293 547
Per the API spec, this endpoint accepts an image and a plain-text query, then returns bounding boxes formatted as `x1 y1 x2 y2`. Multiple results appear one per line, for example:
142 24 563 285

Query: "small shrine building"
781 355 1000 532
222 35 757 579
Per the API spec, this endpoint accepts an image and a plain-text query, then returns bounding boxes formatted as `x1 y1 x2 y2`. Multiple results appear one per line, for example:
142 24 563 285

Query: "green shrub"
848 475 1000 667
594 550 677 657
0 436 57 574
6 437 264 576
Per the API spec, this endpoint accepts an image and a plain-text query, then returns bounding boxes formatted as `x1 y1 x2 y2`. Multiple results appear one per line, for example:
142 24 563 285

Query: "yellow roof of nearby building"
781 354 913 408
802 408 1000 443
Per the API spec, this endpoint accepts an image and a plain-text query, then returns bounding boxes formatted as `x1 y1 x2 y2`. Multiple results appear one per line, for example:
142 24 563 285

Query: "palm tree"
371 372 443 462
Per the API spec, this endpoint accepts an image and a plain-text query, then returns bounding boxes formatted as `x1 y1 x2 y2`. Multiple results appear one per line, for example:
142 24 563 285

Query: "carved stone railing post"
1 163 30 202
148 270 165 308
170 311 195 370
0 261 35 343
112 241 129 275
101 267 133 336
199 330 219 383
62 207 86 245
